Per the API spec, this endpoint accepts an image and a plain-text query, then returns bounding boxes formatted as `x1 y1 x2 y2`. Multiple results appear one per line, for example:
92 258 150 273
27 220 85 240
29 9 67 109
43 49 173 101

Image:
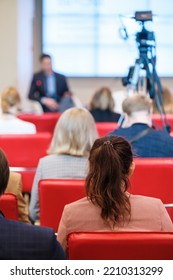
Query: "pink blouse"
57 194 173 250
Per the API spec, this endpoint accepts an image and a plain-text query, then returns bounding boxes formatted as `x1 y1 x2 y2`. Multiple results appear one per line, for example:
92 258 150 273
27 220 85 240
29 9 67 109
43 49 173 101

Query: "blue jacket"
0 212 66 260
28 71 69 112
109 123 173 157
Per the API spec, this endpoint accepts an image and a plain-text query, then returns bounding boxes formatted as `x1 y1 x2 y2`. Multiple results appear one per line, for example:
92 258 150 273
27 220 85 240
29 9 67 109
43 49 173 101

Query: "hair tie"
103 141 113 147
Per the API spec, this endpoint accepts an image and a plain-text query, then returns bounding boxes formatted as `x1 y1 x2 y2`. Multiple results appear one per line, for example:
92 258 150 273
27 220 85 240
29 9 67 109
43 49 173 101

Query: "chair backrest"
0 193 18 220
17 113 61 133
131 158 173 204
39 179 85 231
67 232 173 260
0 133 51 167
10 167 36 193
96 122 118 137
152 114 173 131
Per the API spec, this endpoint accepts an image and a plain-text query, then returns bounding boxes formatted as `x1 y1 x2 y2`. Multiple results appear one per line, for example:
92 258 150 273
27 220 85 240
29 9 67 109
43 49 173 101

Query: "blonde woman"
89 87 120 122
0 87 36 134
29 108 98 222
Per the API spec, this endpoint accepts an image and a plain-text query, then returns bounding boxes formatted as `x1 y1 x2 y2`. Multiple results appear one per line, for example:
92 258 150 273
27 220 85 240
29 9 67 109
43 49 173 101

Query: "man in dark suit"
109 94 173 157
0 149 66 260
28 54 69 112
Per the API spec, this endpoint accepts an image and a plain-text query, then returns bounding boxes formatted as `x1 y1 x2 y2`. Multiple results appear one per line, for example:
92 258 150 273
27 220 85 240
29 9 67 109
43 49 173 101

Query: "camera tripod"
130 44 171 133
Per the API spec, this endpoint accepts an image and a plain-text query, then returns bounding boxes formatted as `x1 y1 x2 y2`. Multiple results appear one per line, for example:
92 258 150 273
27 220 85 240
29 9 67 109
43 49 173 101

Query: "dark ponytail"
86 136 132 226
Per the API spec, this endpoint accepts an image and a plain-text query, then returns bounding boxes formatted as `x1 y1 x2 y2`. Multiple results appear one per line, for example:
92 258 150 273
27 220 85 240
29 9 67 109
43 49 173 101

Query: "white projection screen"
42 0 173 77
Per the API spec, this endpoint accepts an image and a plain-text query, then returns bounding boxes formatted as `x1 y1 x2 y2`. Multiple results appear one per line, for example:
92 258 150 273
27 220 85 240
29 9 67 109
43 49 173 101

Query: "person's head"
90 87 115 111
153 86 173 114
48 108 98 156
40 54 53 75
1 87 21 114
0 149 10 196
86 136 134 226
122 94 153 127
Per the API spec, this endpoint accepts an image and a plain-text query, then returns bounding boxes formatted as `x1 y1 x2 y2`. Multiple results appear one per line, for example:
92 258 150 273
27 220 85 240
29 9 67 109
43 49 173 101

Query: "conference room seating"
96 122 118 137
67 232 173 260
17 113 61 134
0 193 18 220
0 133 51 193
39 179 85 231
39 158 173 230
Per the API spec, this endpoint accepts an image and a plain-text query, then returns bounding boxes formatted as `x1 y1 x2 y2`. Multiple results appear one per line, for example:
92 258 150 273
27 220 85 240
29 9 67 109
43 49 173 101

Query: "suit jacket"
90 108 120 122
109 123 173 157
0 212 66 260
57 195 173 250
6 173 30 224
28 71 69 112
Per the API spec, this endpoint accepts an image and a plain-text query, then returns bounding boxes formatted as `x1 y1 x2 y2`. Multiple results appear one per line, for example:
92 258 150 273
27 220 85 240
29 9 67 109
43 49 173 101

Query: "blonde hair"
122 94 152 116
1 87 20 113
48 108 98 156
153 86 173 114
90 87 115 110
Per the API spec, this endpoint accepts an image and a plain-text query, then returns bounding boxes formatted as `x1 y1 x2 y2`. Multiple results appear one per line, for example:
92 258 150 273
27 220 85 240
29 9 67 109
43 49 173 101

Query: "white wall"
0 0 34 100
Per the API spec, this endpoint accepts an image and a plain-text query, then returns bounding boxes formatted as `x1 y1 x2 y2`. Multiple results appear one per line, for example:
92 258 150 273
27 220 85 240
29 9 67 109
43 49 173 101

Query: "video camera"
122 11 155 86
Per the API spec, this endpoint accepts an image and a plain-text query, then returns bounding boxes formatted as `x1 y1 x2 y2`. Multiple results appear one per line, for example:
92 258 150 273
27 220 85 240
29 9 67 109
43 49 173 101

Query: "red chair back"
9 168 36 193
0 193 18 220
68 232 173 260
96 122 118 137
39 179 85 231
0 133 51 168
18 113 61 134
131 158 173 204
152 114 173 131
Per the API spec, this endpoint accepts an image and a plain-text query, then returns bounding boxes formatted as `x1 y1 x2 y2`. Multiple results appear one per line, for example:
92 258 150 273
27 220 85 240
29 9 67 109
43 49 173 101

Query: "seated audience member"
0 87 36 134
57 136 173 250
6 172 30 223
109 94 173 157
28 54 69 112
89 87 120 122
153 86 173 114
0 149 66 260
29 108 98 222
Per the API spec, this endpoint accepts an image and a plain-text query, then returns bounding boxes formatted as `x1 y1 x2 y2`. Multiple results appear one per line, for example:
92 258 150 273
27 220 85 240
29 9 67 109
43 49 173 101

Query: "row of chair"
38 158 173 231
0 128 173 194
2 157 173 227
18 113 173 134
0 194 172 259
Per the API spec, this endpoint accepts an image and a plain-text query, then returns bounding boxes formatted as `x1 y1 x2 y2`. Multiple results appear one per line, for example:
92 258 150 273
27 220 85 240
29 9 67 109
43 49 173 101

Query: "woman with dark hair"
57 136 173 250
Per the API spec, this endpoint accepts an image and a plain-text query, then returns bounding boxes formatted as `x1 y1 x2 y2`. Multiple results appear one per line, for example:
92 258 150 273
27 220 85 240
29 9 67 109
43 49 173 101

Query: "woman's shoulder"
64 197 90 213
130 194 162 207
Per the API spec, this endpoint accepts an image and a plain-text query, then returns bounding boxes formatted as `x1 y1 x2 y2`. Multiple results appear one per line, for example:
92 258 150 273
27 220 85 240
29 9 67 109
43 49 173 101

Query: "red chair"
152 114 173 131
39 179 85 231
18 113 61 134
0 133 51 168
68 232 173 260
131 158 173 222
96 122 118 137
0 193 18 220
131 158 173 204
10 167 36 194
0 133 51 193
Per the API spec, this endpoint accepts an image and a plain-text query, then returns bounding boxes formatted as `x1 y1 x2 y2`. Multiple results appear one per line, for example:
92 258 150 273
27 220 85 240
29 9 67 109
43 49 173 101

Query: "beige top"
57 195 173 250
6 172 30 224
